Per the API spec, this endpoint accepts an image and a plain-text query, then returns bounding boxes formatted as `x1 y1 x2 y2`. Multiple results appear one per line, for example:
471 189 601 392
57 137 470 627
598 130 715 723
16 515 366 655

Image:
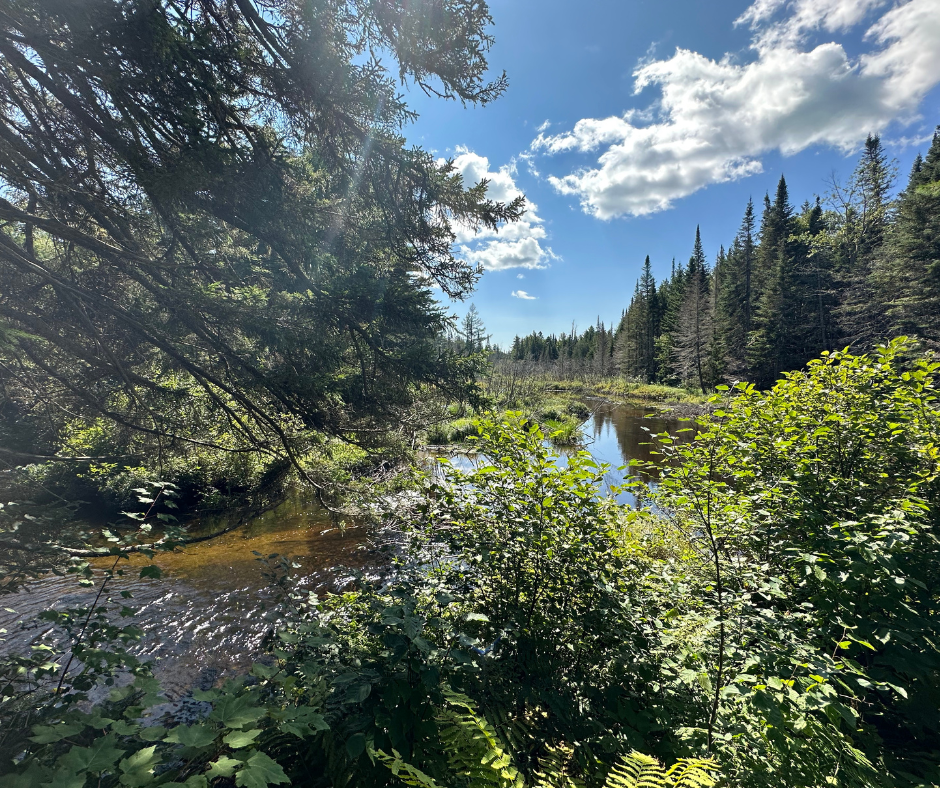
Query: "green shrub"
449 418 479 443
5 342 940 788
427 423 452 445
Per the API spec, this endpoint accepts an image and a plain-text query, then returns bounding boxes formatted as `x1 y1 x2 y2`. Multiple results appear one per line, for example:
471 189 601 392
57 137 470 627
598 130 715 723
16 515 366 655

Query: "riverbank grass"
543 378 709 408
425 376 702 449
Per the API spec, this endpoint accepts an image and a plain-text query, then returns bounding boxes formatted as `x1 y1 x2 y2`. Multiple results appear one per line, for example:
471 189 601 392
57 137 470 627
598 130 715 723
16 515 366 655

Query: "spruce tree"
749 176 796 386
655 259 687 385
0 0 520 472
832 134 896 347
873 128 940 343
637 256 659 380
671 228 713 392
717 199 756 376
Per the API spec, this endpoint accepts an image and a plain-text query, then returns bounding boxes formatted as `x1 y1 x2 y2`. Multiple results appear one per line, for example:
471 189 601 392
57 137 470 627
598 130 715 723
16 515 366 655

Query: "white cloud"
448 148 558 271
511 290 537 300
517 273 525 279
532 0 940 219
737 0 889 44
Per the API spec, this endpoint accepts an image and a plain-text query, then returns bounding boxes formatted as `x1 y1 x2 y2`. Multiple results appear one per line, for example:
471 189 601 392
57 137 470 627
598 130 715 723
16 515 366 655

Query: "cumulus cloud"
448 148 558 271
532 0 940 219
511 290 537 300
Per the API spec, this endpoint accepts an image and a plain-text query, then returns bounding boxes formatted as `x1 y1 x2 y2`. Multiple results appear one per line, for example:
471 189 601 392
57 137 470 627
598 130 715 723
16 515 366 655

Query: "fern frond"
605 751 668 788
534 743 583 788
665 758 720 788
602 752 722 788
373 748 444 788
483 701 538 756
439 688 524 788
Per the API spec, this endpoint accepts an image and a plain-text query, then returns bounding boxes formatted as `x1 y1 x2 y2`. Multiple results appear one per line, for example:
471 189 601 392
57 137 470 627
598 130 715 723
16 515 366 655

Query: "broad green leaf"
206 757 241 780
163 778 207 788
40 768 86 788
210 695 265 729
59 735 123 773
119 746 160 787
0 765 51 788
29 723 84 744
164 724 216 748
234 753 289 788
346 733 366 758
223 729 262 749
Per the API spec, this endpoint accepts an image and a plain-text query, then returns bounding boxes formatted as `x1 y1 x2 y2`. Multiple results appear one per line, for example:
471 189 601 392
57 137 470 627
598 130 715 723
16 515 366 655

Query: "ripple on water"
0 496 381 699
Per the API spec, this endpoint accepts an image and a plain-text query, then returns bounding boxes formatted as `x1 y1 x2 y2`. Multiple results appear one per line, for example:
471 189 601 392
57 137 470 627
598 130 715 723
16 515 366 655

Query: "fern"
603 752 720 788
483 700 538 758
374 689 524 788
373 748 444 788
665 758 721 787
374 692 720 788
534 743 583 788
439 688 525 788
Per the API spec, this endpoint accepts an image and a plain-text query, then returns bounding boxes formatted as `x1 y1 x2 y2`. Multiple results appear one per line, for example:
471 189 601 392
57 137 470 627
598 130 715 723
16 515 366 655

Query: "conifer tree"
671 228 713 392
716 200 756 376
0 0 520 468
873 128 940 343
832 134 897 347
749 176 795 386
655 259 687 385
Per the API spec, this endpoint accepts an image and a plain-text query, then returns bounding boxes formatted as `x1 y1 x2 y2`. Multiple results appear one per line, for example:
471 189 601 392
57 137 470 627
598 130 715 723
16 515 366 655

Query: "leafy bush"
426 423 453 446
642 338 940 786
4 341 939 788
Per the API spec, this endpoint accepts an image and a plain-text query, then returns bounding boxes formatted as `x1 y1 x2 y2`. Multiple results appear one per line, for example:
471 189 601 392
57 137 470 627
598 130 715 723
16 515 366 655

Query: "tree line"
506 131 940 390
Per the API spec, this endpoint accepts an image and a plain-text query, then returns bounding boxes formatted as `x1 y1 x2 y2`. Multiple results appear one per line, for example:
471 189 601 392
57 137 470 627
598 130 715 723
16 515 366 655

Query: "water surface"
1 402 684 696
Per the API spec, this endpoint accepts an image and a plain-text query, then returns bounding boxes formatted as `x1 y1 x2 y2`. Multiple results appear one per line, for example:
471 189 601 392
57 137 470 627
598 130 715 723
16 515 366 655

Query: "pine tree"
0 0 520 468
671 228 713 392
749 176 796 386
716 200 756 377
655 259 687 385
462 304 487 354
671 262 713 393
707 246 727 383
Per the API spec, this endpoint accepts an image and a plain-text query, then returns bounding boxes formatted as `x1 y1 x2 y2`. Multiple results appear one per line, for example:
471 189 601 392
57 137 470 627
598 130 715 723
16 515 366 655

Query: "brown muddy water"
0 498 380 698
0 403 684 697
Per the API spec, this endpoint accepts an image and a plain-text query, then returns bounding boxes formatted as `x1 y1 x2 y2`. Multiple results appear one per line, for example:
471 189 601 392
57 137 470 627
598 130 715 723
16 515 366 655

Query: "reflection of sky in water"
436 400 685 507
581 400 687 503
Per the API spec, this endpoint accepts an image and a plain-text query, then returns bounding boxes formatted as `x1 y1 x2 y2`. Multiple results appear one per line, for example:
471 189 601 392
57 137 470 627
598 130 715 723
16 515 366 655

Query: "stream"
0 402 684 697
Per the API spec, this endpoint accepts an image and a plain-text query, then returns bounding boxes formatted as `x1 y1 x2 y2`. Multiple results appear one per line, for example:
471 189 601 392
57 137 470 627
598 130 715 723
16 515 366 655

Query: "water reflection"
0 497 379 698
436 400 687 506
581 399 689 502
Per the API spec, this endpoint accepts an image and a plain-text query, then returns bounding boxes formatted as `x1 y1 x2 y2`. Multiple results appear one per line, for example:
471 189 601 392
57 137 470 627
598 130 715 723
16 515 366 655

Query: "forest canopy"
0 0 522 484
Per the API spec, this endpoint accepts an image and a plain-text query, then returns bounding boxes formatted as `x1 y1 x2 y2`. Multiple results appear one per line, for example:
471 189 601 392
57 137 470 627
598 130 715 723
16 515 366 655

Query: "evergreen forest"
507 133 940 391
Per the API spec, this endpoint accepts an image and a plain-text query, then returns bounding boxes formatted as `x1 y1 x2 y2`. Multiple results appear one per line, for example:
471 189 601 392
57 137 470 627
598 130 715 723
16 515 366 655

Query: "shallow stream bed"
1 403 684 697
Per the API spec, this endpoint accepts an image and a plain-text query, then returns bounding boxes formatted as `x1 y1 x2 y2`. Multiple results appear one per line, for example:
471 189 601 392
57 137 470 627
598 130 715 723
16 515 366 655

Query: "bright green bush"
643 337 940 786
3 340 939 788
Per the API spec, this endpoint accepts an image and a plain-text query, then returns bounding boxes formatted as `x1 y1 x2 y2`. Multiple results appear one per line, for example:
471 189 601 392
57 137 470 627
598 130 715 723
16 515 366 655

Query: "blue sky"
403 0 940 348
